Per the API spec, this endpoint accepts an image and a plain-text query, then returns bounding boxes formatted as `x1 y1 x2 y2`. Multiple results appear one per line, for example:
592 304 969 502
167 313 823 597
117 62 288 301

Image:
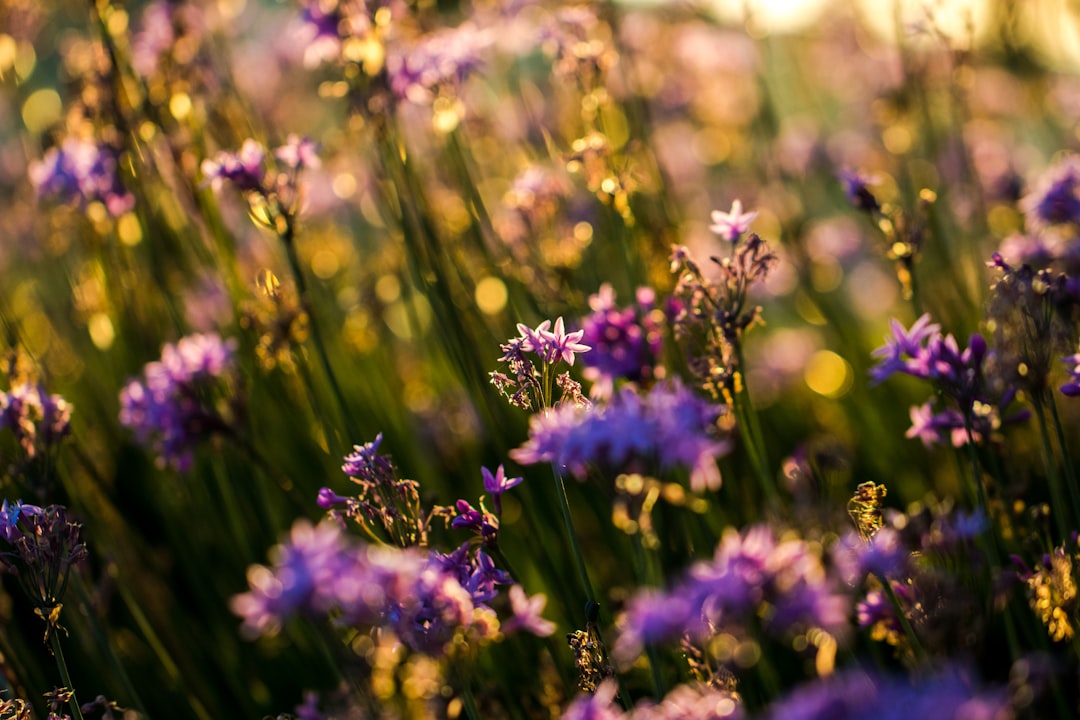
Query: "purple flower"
28 138 135 217
763 666 1012 720
839 169 881 213
541 317 592 366
231 520 350 638
1021 155 1080 229
482 464 522 515
386 23 492 104
0 499 42 543
579 285 664 398
510 380 730 492
201 139 268 192
503 585 556 637
709 199 758 242
274 135 321 171
118 333 237 472
0 383 73 459
869 314 942 385
0 504 88 626
1061 352 1080 397
614 525 848 664
481 465 523 497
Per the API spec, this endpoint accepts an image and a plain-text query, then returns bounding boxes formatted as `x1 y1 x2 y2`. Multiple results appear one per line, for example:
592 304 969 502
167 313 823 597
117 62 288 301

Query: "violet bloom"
482 464 522 515
614 525 848 665
0 383 72 459
331 433 433 547
230 520 351 638
763 666 1012 720
201 139 268 193
838 169 881 213
709 199 758 242
118 333 237 472
0 504 88 633
510 380 730 492
1061 351 1080 397
1021 155 1080 230
28 138 135 217
579 284 664 398
502 585 556 637
386 23 491 104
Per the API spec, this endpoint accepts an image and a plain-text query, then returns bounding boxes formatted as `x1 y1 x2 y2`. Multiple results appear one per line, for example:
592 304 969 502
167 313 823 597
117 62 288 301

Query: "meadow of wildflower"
7 0 1080 718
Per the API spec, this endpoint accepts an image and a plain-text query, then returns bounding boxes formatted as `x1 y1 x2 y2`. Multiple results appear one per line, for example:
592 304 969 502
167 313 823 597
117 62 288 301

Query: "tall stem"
50 633 86 720
1031 396 1071 540
280 222 359 448
551 464 596 611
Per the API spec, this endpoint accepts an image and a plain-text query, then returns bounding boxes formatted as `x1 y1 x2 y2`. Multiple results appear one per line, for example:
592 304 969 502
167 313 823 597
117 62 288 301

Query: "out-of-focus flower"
232 519 503 655
28 138 134 217
762 666 1012 720
118 333 238 472
1021 155 1080 230
1062 351 1080 396
614 525 848 664
838 169 881 213
386 23 491 104
986 253 1079 397
510 380 730 492
502 585 556 637
579 285 664 398
0 383 72 460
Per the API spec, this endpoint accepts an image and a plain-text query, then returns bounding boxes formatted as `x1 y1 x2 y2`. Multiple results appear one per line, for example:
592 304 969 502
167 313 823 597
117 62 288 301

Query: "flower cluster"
319 433 439 547
563 679 743 720
386 23 491 104
1021 154 1080 230
118 333 238 472
578 284 664 398
871 314 1026 447
986 253 1079 397
231 518 554 653
0 383 72 461
0 501 88 641
670 208 777 399
201 136 320 228
491 317 591 410
28 138 135 217
510 380 730 492
613 525 848 665
762 666 1012 720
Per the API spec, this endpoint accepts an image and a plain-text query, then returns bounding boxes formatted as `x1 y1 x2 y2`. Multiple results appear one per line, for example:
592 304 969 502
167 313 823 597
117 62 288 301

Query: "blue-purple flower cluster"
578 284 664 399
562 679 743 720
510 380 730 492
871 314 1026 447
118 333 237 472
763 666 1011 720
28 138 135 217
0 383 72 460
613 525 848 664
231 518 554 653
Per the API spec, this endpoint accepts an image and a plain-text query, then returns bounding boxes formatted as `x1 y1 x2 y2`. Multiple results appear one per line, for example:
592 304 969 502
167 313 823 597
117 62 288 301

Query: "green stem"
461 686 481 720
1047 394 1080 526
550 465 596 611
1031 396 1071 540
878 574 926 663
49 633 86 720
280 222 359 449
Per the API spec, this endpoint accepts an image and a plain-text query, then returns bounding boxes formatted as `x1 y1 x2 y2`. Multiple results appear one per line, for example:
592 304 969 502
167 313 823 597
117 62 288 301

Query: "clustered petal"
119 333 237 471
510 380 730 492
